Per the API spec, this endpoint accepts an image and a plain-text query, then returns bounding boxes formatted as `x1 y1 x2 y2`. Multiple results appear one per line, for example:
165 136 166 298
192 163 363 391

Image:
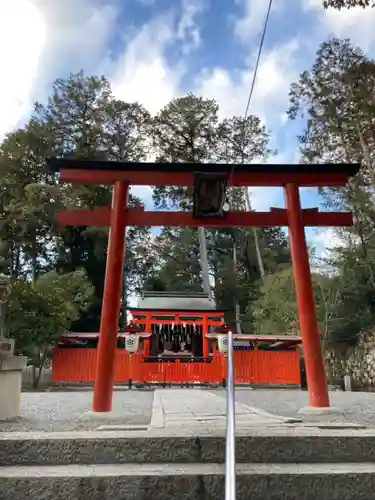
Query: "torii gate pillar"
92 182 128 413
285 183 329 408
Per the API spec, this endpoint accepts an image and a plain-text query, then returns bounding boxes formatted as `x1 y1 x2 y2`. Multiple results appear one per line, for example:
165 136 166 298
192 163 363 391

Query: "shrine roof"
130 291 219 312
47 158 360 177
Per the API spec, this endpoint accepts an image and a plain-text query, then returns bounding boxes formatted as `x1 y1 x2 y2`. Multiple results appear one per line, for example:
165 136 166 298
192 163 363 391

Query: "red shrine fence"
52 347 301 386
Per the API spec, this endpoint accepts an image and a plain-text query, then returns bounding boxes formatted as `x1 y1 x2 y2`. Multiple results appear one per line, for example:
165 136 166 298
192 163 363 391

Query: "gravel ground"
215 388 375 426
2 388 375 432
0 390 154 432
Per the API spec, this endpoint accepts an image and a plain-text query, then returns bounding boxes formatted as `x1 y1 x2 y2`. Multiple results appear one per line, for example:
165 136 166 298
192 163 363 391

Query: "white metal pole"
225 329 236 499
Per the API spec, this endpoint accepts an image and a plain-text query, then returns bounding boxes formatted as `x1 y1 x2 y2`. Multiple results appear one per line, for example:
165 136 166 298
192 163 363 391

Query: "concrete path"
150 389 299 429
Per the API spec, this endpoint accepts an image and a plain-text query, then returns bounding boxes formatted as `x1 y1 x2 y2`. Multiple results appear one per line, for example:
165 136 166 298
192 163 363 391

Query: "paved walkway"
150 389 299 429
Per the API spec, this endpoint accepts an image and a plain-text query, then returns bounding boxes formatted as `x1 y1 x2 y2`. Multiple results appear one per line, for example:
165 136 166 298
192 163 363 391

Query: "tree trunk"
198 227 210 294
31 235 37 287
11 246 21 278
32 352 46 389
244 188 266 279
232 239 242 334
121 242 127 330
32 365 38 389
0 301 5 337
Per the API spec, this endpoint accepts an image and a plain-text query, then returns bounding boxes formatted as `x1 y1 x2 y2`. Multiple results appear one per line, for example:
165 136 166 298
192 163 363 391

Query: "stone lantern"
0 273 27 421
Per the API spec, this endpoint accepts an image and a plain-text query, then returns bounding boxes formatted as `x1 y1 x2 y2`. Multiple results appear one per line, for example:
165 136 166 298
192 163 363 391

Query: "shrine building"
52 291 302 386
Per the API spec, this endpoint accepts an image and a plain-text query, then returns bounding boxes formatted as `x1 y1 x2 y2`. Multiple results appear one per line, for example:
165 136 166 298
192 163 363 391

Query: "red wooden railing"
52 348 301 385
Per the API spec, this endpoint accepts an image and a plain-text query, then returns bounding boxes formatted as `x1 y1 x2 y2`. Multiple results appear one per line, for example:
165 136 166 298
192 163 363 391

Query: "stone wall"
325 331 375 390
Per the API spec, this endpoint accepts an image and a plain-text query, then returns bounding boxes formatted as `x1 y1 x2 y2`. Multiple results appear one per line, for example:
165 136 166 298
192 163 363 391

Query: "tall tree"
287 37 375 245
31 72 153 330
288 37 375 343
152 94 220 209
146 228 203 292
288 38 372 166
0 71 155 332
0 120 57 280
250 266 342 346
150 94 276 323
151 94 221 296
6 269 94 387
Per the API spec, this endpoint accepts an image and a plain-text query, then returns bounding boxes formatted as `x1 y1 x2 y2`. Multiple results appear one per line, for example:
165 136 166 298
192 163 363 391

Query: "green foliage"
323 0 374 8
0 119 56 278
250 267 343 343
146 228 203 292
5 269 94 386
288 38 375 169
144 92 280 324
0 71 153 331
286 36 375 345
152 94 272 209
325 247 375 343
250 267 298 334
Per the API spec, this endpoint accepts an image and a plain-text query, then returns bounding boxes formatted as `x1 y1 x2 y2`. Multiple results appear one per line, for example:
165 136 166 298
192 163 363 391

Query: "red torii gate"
47 159 360 413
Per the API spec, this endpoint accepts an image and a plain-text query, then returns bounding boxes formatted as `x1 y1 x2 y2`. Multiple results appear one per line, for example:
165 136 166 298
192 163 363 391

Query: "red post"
284 183 329 408
144 313 151 357
202 315 209 357
92 182 129 412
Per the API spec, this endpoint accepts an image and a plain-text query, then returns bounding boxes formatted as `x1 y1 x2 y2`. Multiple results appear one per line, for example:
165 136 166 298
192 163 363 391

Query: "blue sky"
1 0 374 256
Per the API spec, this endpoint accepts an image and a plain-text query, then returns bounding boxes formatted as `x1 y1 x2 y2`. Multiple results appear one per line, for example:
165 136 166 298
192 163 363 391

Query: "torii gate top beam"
47 159 360 187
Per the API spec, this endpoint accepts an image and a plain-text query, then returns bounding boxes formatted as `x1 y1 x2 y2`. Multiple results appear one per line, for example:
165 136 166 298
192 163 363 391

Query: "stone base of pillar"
79 411 130 421
297 406 340 416
0 356 27 420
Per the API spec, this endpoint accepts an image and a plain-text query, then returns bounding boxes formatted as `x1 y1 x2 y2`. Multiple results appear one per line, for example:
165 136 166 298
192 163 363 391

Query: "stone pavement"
150 389 300 429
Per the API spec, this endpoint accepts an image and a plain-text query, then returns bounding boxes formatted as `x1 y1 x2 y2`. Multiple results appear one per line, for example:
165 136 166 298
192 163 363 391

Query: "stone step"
2 428 375 466
0 462 373 500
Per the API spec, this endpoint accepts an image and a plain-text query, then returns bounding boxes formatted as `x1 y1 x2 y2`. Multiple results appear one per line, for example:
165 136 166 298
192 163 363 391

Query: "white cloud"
306 0 375 50
111 0 208 113
111 14 185 115
234 0 270 43
2 0 299 142
248 187 281 211
107 0 298 130
234 0 287 43
33 0 118 82
310 228 345 263
0 0 119 139
194 38 300 125
131 186 153 208
0 1 46 139
177 0 207 54
137 0 156 5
